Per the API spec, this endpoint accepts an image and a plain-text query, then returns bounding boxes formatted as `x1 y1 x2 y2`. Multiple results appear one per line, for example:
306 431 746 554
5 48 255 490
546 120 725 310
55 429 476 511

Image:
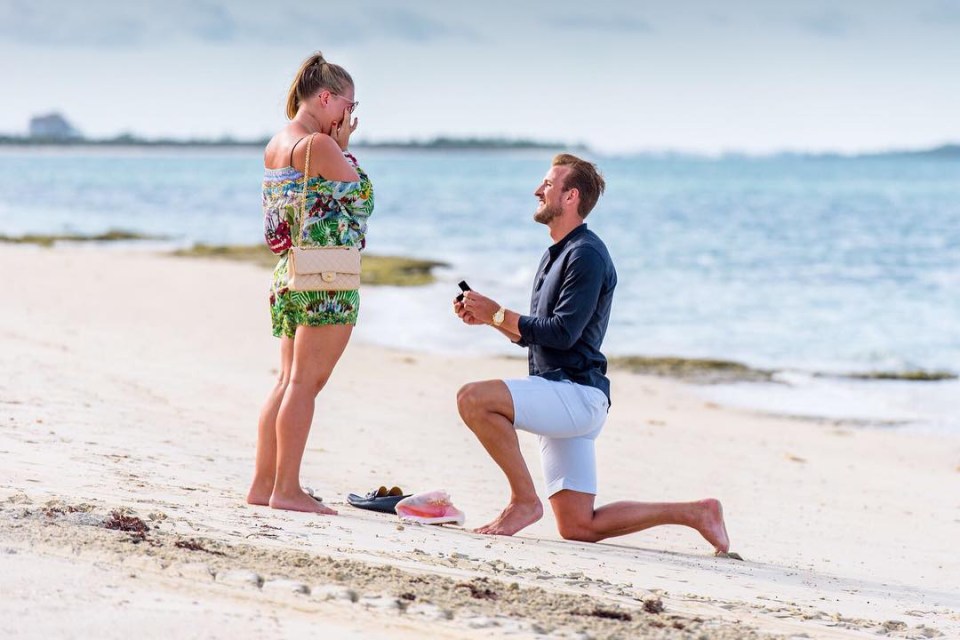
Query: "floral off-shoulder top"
262 151 374 281
261 151 374 334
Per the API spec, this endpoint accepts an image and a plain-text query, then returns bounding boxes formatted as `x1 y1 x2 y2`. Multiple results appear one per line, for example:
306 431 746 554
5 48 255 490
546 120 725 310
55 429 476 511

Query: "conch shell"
395 490 465 526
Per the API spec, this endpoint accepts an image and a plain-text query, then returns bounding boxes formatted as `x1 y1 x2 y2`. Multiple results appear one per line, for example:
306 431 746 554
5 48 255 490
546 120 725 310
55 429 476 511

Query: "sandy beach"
1 244 957 639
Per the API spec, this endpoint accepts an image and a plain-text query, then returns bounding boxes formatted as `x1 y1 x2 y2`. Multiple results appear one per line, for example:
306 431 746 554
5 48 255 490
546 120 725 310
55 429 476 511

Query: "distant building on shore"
29 113 81 140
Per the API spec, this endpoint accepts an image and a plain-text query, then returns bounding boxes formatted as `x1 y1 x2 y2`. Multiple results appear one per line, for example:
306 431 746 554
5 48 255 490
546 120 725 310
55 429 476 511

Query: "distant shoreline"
2 136 957 159
0 135 587 153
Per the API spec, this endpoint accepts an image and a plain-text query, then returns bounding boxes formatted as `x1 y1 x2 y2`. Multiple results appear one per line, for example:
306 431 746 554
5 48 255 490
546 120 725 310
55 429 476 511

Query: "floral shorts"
269 257 359 338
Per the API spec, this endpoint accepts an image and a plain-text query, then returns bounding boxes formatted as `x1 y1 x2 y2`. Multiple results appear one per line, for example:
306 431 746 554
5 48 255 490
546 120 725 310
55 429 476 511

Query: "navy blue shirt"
516 224 617 404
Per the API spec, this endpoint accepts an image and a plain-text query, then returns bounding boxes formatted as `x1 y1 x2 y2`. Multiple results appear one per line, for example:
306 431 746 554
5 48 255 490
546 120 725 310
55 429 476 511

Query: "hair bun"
284 51 353 120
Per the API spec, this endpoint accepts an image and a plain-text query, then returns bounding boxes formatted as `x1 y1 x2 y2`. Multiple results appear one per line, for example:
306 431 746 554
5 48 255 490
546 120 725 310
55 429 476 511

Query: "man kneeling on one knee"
455 153 730 552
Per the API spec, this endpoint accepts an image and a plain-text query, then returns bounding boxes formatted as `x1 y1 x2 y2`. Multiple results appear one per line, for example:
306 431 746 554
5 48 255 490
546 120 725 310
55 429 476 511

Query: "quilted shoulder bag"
287 133 361 292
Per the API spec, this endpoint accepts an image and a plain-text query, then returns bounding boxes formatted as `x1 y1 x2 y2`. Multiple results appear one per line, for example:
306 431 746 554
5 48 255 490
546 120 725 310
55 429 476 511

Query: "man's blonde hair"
552 153 606 218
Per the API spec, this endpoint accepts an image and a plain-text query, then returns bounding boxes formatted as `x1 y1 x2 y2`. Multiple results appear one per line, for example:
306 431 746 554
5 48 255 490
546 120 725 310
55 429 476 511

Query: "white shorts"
503 376 609 497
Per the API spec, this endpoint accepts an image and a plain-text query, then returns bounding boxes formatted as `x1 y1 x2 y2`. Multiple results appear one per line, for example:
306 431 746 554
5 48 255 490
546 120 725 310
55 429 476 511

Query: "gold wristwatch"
492 306 506 327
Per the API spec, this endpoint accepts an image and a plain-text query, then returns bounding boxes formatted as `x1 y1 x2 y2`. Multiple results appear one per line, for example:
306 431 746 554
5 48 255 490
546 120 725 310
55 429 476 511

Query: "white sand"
1 245 957 639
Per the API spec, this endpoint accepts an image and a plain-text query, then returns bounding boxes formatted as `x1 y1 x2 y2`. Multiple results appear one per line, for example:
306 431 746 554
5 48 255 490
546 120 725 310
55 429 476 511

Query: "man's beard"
534 202 562 224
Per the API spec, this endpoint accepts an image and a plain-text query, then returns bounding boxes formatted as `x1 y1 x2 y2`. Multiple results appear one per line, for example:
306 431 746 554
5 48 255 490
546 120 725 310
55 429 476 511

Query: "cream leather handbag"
287 134 361 292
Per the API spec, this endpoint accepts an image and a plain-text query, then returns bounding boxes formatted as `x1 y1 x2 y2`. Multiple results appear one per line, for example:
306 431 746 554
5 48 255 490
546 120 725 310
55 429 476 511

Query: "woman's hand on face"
331 108 358 151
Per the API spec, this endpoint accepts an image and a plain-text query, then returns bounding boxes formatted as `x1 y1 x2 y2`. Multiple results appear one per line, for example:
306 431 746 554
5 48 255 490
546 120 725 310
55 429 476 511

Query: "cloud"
706 12 732 26
238 5 481 48
793 10 856 37
0 1 145 47
0 0 248 47
187 2 239 43
545 14 655 34
919 1 960 24
0 1 479 48
374 7 480 42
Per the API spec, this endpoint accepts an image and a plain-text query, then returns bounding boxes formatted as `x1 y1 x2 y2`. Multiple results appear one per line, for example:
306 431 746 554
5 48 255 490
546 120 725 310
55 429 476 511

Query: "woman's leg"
269 323 353 514
247 336 295 506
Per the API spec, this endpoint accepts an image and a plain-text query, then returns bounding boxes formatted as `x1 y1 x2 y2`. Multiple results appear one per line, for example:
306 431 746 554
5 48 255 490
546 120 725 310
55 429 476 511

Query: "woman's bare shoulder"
308 132 343 157
264 126 310 169
296 135 358 181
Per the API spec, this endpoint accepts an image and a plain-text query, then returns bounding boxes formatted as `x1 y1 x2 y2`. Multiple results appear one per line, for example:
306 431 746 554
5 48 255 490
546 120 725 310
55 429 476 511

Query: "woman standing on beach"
249 52 373 514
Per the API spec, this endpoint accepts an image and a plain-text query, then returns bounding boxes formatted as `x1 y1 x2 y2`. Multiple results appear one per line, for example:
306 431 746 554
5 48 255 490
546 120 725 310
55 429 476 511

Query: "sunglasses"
331 94 359 113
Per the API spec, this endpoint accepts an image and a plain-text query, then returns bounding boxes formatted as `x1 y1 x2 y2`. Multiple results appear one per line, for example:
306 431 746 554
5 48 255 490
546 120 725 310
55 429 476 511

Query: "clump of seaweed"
455 580 499 600
360 254 449 286
643 598 665 614
830 370 957 382
575 607 633 622
174 538 226 556
0 230 166 247
609 356 773 383
104 510 151 543
171 243 277 268
171 243 448 286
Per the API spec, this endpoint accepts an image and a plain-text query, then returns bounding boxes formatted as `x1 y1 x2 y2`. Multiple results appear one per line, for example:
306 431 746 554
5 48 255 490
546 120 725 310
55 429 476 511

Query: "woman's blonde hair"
285 52 354 119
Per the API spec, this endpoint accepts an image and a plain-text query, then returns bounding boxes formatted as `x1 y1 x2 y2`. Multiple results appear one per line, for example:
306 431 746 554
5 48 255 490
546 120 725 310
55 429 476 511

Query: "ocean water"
1 146 958 430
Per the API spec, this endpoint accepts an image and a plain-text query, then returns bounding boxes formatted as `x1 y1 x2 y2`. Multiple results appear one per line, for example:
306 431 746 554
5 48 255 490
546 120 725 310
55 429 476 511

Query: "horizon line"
1 132 959 159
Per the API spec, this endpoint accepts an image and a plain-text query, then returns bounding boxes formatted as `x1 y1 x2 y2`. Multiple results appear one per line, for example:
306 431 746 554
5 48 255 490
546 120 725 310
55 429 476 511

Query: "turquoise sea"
1 146 957 431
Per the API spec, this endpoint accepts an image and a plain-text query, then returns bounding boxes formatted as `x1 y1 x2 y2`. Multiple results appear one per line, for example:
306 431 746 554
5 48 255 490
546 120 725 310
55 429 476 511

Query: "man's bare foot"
269 488 338 515
474 500 543 536
695 498 730 553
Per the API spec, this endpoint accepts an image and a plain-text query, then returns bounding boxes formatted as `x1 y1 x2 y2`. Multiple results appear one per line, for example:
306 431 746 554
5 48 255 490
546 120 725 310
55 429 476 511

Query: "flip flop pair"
347 486 411 514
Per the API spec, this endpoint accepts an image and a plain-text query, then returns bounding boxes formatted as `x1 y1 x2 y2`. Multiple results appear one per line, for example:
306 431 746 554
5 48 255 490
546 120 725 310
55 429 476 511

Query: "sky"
2 0 960 154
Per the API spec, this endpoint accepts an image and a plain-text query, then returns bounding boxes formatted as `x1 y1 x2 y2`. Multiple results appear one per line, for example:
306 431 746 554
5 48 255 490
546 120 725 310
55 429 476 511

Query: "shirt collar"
548 223 588 259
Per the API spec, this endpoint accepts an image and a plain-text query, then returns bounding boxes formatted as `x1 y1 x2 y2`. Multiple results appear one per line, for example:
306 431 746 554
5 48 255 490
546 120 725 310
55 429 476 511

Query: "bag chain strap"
298 133 315 249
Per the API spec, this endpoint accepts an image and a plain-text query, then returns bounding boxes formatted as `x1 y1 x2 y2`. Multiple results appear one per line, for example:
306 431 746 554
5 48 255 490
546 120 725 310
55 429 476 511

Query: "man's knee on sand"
558 527 600 542
554 513 602 542
551 492 603 542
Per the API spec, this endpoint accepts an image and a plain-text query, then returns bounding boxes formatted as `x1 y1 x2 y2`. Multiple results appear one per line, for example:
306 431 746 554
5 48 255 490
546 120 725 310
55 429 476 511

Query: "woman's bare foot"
695 498 730 553
269 488 338 515
246 478 274 506
474 500 543 536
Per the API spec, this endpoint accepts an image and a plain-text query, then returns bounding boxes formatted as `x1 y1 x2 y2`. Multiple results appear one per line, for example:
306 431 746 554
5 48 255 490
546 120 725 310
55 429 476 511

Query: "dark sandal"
347 486 410 514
